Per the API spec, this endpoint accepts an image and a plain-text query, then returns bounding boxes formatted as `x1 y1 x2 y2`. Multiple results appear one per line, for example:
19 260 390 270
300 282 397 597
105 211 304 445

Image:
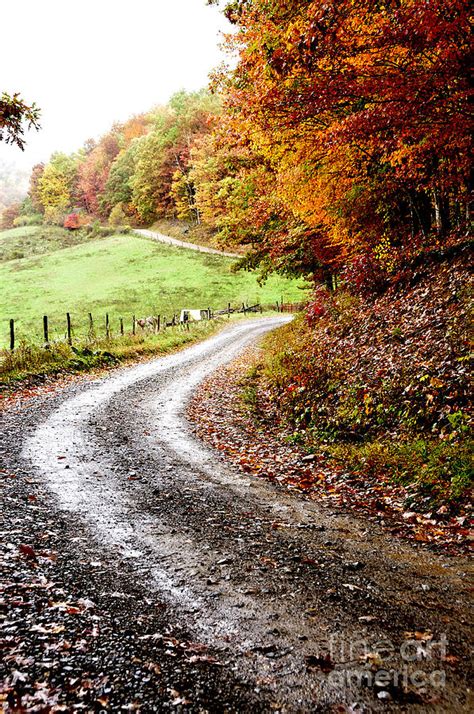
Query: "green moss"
327 438 473 509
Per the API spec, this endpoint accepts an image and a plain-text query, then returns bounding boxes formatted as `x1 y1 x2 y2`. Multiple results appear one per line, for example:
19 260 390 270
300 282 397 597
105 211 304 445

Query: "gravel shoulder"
1 318 473 712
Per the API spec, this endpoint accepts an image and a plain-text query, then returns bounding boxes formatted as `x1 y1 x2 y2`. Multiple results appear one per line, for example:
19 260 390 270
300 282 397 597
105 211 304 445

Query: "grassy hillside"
0 229 306 345
0 225 106 263
149 218 246 254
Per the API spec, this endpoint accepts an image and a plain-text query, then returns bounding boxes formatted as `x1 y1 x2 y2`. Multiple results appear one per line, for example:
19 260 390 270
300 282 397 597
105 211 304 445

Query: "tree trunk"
432 188 451 239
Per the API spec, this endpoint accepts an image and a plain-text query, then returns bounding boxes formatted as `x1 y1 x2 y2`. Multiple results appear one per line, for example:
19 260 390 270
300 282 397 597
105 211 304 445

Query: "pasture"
0 227 306 345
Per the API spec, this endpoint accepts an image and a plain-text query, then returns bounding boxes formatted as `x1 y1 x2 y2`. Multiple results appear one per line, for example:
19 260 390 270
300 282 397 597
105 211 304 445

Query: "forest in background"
2 0 470 288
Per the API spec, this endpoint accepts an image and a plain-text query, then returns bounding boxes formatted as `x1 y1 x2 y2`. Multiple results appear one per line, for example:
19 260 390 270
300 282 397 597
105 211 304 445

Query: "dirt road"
1 318 472 711
134 229 239 258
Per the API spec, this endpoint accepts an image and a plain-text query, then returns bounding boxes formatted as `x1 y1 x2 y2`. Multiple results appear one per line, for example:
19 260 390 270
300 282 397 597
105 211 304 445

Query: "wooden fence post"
132 315 136 335
9 319 14 351
66 313 72 345
120 318 124 336
157 315 161 332
88 313 94 338
43 315 49 345
106 313 110 339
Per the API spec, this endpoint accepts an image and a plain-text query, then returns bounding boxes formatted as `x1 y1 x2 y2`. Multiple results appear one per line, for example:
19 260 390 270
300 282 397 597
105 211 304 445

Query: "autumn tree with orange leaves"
207 0 472 280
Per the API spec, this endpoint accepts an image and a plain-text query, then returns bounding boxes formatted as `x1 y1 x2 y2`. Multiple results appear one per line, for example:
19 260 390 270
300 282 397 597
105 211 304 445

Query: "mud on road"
1 318 473 712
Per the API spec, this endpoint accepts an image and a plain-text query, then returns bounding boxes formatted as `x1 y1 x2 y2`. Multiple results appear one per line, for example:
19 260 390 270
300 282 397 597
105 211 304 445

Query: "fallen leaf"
305 654 335 672
19 544 37 560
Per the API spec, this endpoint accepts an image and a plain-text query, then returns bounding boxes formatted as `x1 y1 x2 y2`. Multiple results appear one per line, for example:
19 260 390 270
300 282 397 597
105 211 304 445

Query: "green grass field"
0 227 306 346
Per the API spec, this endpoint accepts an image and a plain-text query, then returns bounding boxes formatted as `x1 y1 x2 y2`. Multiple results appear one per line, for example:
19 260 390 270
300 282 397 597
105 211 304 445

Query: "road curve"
134 228 240 258
10 318 473 711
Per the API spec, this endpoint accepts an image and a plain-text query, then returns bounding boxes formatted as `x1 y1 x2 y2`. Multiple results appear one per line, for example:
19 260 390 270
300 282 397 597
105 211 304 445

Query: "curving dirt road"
1 318 473 712
134 229 240 258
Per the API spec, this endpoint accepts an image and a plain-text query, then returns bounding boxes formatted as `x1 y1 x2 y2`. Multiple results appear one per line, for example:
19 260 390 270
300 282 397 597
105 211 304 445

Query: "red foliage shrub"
1 203 21 229
306 286 330 326
64 213 81 230
341 254 389 297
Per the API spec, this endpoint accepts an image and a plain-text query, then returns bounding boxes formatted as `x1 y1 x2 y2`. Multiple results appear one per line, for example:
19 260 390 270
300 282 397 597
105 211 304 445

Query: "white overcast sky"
0 0 230 176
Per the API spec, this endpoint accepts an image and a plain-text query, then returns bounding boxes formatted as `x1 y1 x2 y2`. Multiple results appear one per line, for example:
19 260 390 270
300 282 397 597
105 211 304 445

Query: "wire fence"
3 300 306 352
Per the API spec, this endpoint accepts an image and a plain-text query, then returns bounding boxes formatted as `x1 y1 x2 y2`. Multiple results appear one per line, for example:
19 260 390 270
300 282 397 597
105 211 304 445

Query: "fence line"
3 300 306 351
279 302 306 313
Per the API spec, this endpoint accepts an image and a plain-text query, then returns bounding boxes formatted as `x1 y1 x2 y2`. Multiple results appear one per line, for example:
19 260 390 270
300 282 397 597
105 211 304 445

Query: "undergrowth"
255 250 473 511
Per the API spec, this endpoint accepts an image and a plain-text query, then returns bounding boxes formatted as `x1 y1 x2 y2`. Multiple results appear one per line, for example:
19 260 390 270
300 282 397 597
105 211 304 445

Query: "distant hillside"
0 225 109 262
0 227 306 345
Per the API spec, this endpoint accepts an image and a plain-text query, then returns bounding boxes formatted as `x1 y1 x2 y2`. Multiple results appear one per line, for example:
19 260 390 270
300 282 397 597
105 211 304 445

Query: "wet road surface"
2 318 473 711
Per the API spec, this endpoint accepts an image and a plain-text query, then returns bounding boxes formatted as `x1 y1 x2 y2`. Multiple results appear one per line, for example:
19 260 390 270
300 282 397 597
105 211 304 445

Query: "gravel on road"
1 318 472 712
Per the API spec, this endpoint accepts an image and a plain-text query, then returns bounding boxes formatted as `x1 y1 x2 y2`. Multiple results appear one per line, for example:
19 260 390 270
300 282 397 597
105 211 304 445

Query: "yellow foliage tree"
38 163 72 225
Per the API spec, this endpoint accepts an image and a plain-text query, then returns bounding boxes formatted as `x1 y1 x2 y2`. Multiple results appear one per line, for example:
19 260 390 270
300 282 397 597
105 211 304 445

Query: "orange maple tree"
208 0 472 278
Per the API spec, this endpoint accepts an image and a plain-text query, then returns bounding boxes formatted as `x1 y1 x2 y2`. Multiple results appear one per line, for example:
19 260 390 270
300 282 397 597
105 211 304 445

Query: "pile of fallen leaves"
188 247 473 554
262 246 472 508
275 252 471 439
188 349 471 553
